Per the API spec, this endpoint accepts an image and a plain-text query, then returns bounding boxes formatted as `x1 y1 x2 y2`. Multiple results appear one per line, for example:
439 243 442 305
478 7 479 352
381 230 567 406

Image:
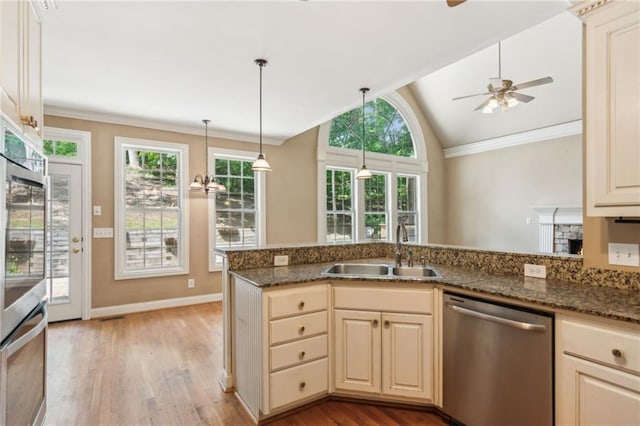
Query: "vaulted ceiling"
42 1 574 146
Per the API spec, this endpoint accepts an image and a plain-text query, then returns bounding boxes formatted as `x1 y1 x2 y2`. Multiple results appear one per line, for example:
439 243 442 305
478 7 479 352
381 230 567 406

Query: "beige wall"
444 134 582 252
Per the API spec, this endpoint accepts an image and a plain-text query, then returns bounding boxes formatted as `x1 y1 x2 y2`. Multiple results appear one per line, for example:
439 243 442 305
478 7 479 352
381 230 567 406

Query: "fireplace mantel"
532 206 583 253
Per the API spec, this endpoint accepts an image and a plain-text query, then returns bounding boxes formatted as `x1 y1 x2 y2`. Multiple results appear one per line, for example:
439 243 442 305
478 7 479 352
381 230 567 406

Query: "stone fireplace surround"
533 206 583 254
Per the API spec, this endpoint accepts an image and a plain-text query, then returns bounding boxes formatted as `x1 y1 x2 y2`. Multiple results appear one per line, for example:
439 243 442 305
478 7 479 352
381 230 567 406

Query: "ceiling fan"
452 42 554 113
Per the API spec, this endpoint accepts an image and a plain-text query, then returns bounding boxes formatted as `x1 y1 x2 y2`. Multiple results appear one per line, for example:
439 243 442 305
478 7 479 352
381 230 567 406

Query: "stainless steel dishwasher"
443 293 553 426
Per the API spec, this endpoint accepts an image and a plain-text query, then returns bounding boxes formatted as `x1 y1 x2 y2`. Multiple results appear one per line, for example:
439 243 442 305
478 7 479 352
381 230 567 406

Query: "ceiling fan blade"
452 92 491 101
511 92 535 103
473 97 492 111
446 0 467 7
511 76 553 91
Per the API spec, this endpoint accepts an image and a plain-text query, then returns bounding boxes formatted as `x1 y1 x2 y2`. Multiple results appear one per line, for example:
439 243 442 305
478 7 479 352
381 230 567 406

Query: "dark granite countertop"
230 259 640 325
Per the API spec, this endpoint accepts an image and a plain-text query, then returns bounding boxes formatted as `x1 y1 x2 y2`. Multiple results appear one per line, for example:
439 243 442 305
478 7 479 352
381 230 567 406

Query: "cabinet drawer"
559 318 640 373
267 285 328 320
269 358 328 411
270 311 327 346
270 334 327 372
333 286 433 314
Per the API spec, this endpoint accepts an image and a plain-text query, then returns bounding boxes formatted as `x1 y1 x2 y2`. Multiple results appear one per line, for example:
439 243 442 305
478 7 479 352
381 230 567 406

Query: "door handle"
72 248 80 254
447 303 547 332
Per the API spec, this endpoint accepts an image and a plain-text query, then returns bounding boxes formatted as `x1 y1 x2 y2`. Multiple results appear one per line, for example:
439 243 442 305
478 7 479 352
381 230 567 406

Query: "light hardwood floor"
46 303 447 425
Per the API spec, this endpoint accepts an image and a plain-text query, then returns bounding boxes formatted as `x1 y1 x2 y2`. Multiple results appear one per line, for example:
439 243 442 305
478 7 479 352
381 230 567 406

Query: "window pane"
213 156 259 251
43 140 54 156
328 98 414 157
398 175 417 242
326 213 352 243
326 168 354 243
120 142 184 274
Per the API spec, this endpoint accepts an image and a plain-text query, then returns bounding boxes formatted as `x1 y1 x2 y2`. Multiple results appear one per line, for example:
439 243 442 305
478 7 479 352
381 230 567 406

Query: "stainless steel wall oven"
0 117 47 426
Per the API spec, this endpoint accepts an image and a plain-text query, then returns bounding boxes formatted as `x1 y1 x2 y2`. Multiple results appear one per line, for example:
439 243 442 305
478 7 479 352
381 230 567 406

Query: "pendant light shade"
252 59 272 172
356 87 372 180
189 119 226 194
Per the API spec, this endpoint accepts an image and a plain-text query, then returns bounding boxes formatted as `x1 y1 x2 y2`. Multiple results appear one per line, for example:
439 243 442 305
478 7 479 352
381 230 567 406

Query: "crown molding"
443 120 582 159
44 105 284 146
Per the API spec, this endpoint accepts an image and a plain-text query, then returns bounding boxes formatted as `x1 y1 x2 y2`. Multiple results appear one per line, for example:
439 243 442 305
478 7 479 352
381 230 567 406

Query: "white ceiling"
42 1 571 145
410 11 582 148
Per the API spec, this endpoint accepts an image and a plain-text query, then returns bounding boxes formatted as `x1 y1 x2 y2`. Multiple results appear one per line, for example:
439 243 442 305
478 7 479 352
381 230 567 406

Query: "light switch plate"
93 205 102 216
524 263 547 279
608 243 640 267
274 255 289 266
93 227 113 238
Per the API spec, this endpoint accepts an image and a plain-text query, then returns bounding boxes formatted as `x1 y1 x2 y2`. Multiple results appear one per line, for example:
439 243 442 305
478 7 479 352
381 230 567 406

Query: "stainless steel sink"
323 263 390 276
391 266 440 278
322 263 441 280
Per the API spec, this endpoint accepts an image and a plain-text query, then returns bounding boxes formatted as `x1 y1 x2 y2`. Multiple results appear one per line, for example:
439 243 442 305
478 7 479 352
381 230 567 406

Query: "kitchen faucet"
395 220 408 267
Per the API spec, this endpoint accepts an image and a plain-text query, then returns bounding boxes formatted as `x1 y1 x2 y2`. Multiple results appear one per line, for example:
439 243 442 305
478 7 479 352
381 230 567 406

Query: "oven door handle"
5 304 47 357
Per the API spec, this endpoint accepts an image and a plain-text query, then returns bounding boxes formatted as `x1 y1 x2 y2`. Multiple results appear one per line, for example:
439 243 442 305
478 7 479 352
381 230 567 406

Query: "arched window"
329 98 415 157
317 91 428 244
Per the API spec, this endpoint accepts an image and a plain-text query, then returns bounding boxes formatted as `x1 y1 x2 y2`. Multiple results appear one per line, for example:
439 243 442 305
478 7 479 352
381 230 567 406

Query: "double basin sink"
322 262 441 281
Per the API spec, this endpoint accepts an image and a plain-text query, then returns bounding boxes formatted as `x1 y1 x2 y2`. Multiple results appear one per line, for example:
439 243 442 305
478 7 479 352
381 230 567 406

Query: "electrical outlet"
524 263 547 279
608 243 640 267
274 255 289 266
93 227 113 238
188 279 195 288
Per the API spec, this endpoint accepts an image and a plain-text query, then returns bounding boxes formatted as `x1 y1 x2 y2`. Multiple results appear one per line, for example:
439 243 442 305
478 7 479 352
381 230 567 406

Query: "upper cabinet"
0 0 43 149
574 0 640 217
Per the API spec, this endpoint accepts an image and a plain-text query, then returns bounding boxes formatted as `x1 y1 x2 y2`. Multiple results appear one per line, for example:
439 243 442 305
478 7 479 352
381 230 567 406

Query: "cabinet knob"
72 248 80 254
372 319 378 327
384 320 390 327
299 381 306 390
612 349 624 358
299 351 306 359
72 237 81 243
298 300 305 309
299 326 305 334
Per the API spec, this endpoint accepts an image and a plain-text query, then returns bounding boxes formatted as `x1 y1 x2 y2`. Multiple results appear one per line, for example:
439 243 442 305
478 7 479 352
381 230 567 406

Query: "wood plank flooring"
46 303 447 425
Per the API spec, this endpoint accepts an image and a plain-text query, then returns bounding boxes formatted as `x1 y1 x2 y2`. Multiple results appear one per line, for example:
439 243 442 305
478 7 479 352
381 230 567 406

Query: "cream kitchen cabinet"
575 0 640 216
556 315 640 425
333 284 434 403
232 277 330 422
0 0 43 147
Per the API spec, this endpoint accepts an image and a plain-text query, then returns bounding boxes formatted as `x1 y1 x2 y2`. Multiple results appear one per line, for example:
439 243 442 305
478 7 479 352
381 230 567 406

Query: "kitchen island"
217 242 640 424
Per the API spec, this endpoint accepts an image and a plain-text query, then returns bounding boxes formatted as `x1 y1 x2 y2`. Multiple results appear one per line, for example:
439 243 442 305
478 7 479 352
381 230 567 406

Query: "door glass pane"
46 175 71 303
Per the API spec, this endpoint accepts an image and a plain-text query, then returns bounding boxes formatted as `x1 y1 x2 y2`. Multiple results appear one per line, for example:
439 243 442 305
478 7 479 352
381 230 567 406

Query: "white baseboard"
90 293 222 319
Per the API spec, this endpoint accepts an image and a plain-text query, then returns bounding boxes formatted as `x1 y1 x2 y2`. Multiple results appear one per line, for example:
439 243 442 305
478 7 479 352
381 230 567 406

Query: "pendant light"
189 119 226 193
356 87 372 180
252 59 272 172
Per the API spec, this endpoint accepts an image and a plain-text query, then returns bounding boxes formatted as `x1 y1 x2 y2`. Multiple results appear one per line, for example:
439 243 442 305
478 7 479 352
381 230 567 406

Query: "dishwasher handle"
446 303 547 332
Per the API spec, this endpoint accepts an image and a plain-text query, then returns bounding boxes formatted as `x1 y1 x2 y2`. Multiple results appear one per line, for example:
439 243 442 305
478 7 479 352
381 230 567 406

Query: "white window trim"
208 147 266 272
43 127 93 320
114 136 190 280
317 90 429 244
326 166 357 243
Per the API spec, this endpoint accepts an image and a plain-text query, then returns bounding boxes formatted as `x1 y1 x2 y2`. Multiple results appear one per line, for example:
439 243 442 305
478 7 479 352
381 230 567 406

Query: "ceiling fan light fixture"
482 106 494 114
507 95 519 108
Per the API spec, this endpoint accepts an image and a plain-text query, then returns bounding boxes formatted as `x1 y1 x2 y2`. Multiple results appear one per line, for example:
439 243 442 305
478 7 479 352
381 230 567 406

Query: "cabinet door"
22 0 42 143
585 2 640 215
334 309 381 394
0 0 22 128
382 313 433 401
557 355 640 426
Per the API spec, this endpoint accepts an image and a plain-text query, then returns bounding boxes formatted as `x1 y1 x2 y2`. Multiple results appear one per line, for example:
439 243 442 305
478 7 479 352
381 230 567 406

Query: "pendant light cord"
259 61 264 155
498 42 501 79
203 119 210 176
361 89 366 165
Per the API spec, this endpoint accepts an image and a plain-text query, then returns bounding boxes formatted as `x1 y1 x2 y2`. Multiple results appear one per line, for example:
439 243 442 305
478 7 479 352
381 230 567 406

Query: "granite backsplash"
220 242 640 291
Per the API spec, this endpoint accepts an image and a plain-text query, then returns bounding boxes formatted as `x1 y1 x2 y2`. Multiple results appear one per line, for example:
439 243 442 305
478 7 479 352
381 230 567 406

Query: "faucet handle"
420 256 426 267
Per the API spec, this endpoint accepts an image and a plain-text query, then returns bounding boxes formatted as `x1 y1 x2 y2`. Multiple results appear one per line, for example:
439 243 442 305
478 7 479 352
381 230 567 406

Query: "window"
364 173 388 241
317 91 427 243
114 137 189 279
43 139 78 158
208 149 265 270
326 168 354 243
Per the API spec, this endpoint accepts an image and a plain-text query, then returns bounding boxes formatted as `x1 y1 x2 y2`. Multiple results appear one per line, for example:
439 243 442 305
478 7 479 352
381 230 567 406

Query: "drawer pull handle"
612 349 624 358
298 300 305 309
299 351 306 359
299 381 306 390
372 319 378 327
299 326 305 334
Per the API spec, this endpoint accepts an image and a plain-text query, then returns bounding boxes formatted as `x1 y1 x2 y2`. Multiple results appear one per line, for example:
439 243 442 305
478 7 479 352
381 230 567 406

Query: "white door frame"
44 127 92 320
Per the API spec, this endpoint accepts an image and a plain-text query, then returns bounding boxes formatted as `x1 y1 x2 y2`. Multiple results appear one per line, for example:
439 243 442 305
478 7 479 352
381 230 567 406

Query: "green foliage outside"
43 140 78 158
329 98 414 157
